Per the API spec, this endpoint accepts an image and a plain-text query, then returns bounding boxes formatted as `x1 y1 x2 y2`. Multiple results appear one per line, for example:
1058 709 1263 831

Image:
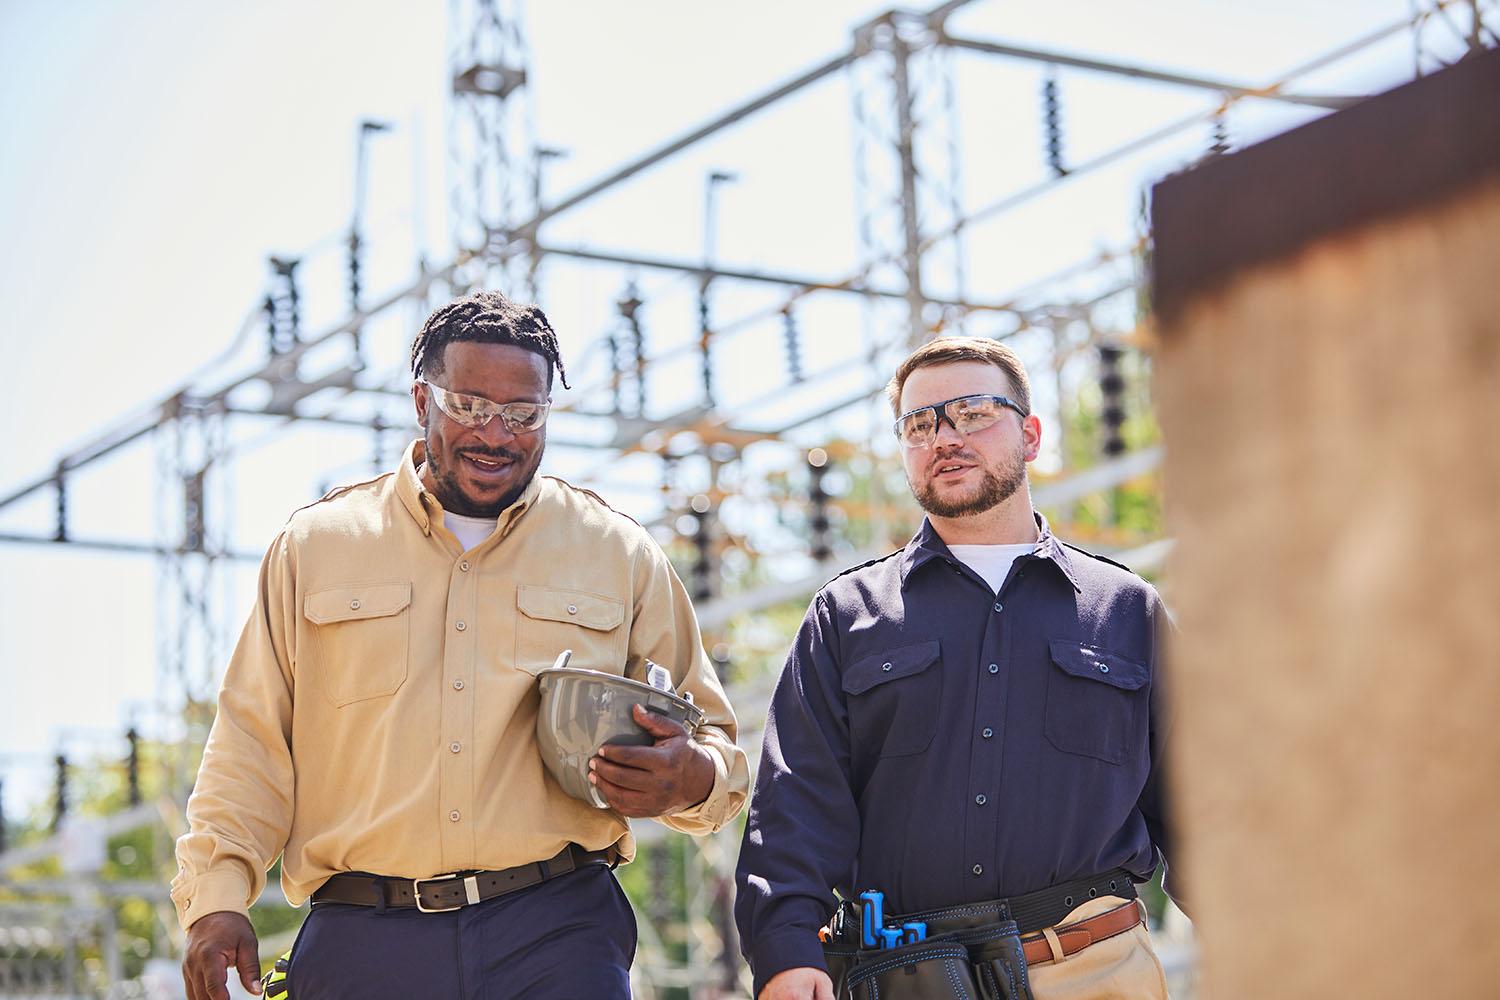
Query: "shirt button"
972 864 984 876
881 662 892 672
982 727 994 739
993 602 1004 613
455 620 466 631
349 599 361 611
975 794 987 806
453 679 465 691
1099 663 1111 673
460 560 470 572
449 742 462 754
449 810 461 822
567 605 578 615
987 663 999 674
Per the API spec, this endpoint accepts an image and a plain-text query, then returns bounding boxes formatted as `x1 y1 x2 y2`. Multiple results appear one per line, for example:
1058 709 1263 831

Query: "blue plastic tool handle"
879 928 904 950
859 890 884 948
902 922 927 944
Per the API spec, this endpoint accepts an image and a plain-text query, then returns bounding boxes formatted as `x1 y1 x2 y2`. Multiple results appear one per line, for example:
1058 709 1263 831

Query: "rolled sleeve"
659 727 739 834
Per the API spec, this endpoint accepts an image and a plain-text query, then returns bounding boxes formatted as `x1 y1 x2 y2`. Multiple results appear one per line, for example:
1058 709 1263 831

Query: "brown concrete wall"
1156 178 1500 998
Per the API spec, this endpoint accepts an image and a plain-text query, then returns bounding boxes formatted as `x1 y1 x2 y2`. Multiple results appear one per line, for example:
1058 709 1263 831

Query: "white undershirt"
443 511 500 552
947 542 1037 594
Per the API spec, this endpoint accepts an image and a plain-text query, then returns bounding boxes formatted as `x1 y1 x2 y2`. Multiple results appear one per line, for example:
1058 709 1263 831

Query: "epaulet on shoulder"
1061 540 1140 577
544 475 644 529
826 548 903 586
288 472 389 520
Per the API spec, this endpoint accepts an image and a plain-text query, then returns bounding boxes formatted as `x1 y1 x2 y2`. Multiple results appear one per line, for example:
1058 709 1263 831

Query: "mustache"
458 447 523 463
929 452 978 472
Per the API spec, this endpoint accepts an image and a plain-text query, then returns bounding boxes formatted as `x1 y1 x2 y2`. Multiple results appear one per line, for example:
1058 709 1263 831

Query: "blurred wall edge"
1150 46 1500 1000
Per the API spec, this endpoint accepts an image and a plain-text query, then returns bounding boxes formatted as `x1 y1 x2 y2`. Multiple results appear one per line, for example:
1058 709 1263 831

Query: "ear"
411 381 429 428
1021 413 1042 462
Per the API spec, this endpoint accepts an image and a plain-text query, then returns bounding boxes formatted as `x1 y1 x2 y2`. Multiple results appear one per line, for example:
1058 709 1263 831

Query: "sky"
0 0 1485 818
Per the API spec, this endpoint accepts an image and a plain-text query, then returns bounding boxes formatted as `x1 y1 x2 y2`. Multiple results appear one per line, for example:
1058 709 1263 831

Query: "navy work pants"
287 863 637 999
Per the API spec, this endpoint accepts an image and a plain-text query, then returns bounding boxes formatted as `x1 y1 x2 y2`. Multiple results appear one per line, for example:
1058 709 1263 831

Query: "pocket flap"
842 640 941 696
517 585 624 632
1048 639 1148 691
304 583 412 625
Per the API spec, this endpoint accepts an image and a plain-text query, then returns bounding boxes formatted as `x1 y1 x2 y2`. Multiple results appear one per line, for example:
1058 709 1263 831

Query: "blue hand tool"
859 890 884 948
902 922 927 944
879 928 904 950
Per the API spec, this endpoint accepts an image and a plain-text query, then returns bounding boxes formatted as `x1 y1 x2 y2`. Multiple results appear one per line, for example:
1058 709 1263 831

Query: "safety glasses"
420 380 551 433
893 393 1028 449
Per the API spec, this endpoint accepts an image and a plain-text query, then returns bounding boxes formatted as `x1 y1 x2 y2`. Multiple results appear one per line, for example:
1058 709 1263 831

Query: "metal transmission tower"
851 5 971 350
153 394 231 790
448 0 537 296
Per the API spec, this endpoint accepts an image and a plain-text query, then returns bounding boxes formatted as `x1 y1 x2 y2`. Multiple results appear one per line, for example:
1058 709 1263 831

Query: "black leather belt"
312 844 615 913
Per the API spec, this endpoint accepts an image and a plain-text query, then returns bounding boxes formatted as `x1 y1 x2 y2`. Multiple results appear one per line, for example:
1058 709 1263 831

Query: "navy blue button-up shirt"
734 514 1174 993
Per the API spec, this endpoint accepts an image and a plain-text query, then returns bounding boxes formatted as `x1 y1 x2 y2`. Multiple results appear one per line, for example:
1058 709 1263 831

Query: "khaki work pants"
1025 896 1170 1000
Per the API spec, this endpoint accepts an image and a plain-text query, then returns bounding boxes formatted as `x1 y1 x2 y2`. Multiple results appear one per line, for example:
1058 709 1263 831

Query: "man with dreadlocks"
172 290 749 1000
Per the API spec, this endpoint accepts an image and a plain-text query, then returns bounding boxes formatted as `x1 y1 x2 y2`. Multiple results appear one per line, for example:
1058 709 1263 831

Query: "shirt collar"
899 510 1081 592
394 438 542 539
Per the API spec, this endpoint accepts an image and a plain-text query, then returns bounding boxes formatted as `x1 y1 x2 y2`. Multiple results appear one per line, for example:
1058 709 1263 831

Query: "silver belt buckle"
413 872 480 913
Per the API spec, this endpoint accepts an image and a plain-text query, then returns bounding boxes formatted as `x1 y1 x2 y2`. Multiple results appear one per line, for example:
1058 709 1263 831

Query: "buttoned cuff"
750 926 829 999
660 743 732 834
172 868 253 932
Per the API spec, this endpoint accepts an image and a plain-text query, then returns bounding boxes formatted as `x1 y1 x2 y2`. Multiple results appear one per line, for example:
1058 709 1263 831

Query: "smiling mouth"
461 453 513 476
934 462 971 476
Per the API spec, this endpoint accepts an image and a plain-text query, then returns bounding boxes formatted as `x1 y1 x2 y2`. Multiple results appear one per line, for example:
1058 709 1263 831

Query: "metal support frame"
448 0 534 292
0 5 1479 993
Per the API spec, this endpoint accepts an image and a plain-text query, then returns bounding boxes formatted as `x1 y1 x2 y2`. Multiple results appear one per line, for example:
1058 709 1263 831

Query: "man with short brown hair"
737 336 1177 999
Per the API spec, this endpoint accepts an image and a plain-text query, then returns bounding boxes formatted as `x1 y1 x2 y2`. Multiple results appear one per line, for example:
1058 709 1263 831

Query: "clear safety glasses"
421 380 551 433
893 393 1028 449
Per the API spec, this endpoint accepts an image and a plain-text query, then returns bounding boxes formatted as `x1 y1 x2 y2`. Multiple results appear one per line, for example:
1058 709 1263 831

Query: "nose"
472 415 517 449
931 411 964 449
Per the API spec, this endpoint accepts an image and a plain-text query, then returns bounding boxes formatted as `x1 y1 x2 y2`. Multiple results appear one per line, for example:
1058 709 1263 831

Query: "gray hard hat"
537 653 706 809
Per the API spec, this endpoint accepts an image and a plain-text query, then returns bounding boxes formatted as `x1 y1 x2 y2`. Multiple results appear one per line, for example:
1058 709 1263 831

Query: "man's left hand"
589 705 716 818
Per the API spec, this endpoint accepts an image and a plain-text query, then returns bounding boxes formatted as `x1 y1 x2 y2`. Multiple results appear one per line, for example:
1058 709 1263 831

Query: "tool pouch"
843 940 978 1000
953 920 1034 1000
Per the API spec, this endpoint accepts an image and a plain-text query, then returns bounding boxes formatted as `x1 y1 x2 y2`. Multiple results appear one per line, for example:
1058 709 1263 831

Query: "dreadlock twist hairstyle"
410 290 570 389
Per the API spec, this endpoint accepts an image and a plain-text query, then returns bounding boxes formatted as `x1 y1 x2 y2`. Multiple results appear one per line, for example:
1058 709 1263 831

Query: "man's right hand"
182 910 263 1000
760 967 835 1000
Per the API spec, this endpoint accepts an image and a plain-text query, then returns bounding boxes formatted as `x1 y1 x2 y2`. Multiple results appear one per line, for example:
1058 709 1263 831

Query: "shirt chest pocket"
1043 639 1149 764
303 583 412 707
515 585 627 675
841 640 942 758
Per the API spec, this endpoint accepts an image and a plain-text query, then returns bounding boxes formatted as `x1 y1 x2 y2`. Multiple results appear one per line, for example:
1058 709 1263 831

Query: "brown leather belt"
1019 899 1144 966
311 844 614 913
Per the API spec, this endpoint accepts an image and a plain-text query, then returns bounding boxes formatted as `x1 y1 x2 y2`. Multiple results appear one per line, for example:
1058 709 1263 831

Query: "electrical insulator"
1043 69 1068 178
618 285 646 416
1099 345 1127 457
126 726 141 807
1209 113 1231 157
54 464 68 543
699 285 716 409
689 497 715 602
808 448 832 562
783 307 804 383
52 754 68 833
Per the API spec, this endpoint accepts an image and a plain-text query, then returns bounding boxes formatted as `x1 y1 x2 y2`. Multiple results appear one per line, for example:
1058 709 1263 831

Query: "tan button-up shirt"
170 440 749 930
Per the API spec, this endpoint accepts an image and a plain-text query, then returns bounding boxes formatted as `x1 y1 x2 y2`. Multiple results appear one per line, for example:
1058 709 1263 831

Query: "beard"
910 443 1027 518
422 424 544 518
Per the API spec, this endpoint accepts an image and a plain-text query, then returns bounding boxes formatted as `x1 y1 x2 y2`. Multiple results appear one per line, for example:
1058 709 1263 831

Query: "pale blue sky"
0 0 1476 816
